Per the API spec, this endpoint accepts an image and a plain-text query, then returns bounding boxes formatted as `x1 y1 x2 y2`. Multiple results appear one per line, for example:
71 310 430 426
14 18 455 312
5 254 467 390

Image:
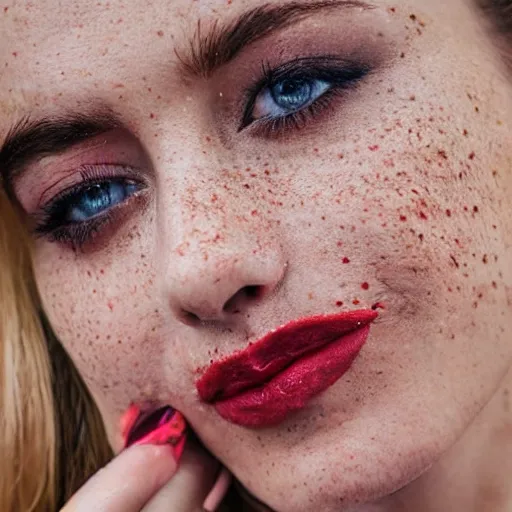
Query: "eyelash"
33 165 147 250
240 56 370 137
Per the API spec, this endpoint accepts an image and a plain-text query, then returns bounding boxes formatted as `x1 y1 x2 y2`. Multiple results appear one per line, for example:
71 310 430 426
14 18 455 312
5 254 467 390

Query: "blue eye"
35 175 144 248
252 77 330 121
240 57 370 135
65 180 139 222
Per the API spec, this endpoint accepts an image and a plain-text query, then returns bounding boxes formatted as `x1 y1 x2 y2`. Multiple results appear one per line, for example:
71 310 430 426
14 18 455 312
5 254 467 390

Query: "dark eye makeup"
29 54 371 250
32 164 148 249
240 56 369 136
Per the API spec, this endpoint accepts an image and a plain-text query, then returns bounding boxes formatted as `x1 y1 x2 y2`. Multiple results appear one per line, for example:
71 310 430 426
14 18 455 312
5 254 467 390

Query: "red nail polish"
121 405 187 463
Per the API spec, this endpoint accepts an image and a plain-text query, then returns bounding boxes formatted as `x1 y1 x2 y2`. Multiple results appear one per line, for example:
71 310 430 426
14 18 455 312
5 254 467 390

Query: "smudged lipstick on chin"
196 309 378 428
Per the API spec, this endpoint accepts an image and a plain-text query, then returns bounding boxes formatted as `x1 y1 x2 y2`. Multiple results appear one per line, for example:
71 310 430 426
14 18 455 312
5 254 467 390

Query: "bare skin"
1 0 511 510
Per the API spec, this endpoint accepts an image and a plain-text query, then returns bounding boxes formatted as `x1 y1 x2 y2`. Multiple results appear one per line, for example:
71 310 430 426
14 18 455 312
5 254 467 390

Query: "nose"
168 244 287 324
163 212 287 324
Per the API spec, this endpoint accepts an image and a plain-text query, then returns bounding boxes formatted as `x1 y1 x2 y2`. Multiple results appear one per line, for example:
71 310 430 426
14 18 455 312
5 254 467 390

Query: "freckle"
100 269 105 274
149 113 155 119
400 52 405 58
463 129 469 136
473 205 479 213
409 95 416 101
418 234 424 242
492 281 498 289
338 153 344 159
342 257 351 264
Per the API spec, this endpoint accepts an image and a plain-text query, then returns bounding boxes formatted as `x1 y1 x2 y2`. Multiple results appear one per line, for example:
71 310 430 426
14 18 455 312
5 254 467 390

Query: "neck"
384 364 512 512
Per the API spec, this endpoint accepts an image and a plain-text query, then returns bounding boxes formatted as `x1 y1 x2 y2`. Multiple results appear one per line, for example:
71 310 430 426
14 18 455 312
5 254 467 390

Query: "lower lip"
213 325 372 428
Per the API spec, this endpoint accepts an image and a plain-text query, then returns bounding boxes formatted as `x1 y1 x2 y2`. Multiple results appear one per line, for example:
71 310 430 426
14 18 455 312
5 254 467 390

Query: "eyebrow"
180 0 374 77
0 109 121 192
0 0 373 190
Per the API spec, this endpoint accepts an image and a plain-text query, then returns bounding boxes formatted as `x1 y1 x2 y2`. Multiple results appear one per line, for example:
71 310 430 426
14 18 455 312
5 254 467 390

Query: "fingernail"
124 406 187 464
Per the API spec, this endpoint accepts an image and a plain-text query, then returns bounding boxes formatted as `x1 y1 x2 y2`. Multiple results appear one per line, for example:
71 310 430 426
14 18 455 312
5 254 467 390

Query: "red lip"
196 309 378 428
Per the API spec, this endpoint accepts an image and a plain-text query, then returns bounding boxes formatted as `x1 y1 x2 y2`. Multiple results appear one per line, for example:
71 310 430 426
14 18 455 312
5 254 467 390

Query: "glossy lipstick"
196 309 378 427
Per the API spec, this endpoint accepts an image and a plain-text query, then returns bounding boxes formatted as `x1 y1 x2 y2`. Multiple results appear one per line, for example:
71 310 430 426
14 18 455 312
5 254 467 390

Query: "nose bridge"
157 163 287 323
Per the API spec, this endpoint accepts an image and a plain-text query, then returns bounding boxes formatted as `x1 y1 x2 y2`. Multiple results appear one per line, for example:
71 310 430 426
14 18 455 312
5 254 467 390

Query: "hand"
61 439 220 512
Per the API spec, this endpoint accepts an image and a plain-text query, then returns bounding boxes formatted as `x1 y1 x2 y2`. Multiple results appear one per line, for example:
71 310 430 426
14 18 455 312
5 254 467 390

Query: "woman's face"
1 0 511 510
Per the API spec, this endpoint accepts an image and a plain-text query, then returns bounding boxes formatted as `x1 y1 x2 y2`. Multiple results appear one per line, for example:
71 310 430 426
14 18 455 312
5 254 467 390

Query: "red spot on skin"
4 6 8 13
438 149 448 159
251 210 258 216
361 282 370 290
463 129 469 136
368 145 379 152
12 51 17 57
446 209 452 217
352 299 361 305
157 30 164 36
149 113 155 119
482 254 488 264
419 211 428 220
450 255 460 269
371 302 386 310
468 151 476 160
473 205 479 213
399 215 407 222
342 257 351 264
108 301 114 311
336 301 344 307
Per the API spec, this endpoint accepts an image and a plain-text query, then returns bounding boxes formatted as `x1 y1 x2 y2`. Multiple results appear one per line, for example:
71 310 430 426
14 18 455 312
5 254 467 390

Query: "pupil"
85 183 109 203
272 79 312 111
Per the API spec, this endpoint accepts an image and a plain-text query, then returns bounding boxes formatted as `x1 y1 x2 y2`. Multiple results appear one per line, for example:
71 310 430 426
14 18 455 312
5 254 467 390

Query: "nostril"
179 309 201 326
244 285 263 299
223 285 264 313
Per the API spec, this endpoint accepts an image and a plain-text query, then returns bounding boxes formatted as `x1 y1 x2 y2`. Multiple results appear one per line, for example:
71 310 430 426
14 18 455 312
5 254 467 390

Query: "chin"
231 413 451 512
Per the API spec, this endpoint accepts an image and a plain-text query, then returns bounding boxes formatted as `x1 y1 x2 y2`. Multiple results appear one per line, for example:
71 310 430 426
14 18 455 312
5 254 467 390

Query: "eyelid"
36 163 149 210
239 55 370 133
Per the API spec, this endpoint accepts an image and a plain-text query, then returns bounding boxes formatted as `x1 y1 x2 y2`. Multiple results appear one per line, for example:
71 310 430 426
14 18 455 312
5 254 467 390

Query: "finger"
203 468 232 512
142 441 220 511
61 444 177 512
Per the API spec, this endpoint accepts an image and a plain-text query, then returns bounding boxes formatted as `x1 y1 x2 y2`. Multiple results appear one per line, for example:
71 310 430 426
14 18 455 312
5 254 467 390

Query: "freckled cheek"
35 254 165 405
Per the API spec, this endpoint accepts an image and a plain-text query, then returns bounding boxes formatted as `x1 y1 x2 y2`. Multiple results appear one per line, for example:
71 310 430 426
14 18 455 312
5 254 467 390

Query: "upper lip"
196 309 378 403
